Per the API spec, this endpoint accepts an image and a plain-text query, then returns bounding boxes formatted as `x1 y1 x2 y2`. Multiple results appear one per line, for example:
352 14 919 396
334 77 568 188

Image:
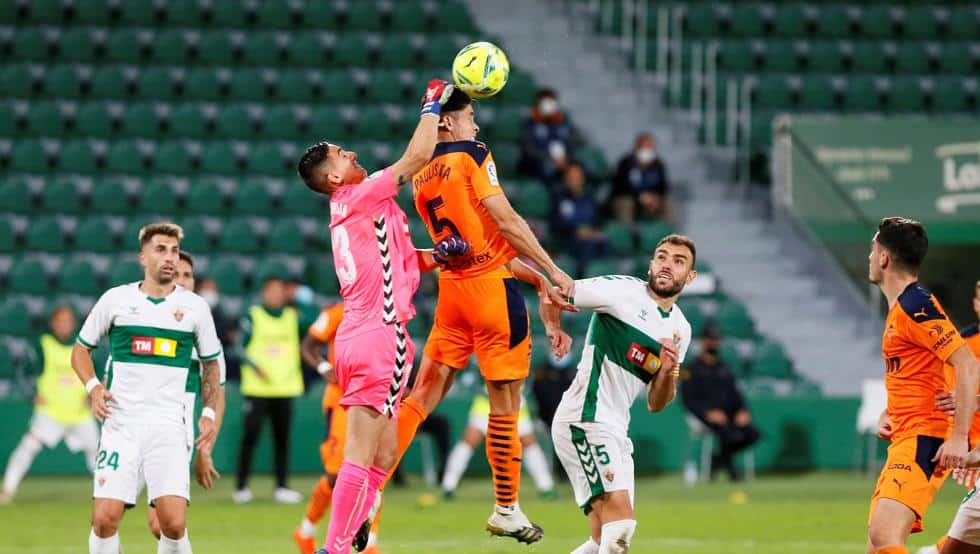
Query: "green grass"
0 472 970 553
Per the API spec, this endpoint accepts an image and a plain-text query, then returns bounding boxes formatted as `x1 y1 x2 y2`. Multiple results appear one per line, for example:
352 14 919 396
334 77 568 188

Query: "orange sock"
936 536 948 552
875 547 908 554
303 476 333 523
487 413 522 507
381 397 428 489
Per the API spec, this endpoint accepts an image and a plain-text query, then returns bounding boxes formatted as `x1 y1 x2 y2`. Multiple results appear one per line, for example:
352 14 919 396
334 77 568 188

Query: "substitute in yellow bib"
1 305 99 504
234 274 305 505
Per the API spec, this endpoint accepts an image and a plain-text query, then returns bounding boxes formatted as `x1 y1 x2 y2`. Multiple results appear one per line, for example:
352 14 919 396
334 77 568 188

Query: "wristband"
85 378 101 394
317 360 333 375
201 407 216 422
420 100 442 117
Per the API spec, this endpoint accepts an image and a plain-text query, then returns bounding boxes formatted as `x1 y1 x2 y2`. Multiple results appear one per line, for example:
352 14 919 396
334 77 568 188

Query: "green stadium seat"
243 32 285 67
40 178 85 214
90 67 131 100
28 0 67 24
816 5 854 39
719 341 746 376
263 105 302 140
154 141 195 174
772 4 810 38
108 256 142 286
683 4 722 38
106 141 147 174
0 297 35 335
894 42 932 75
515 181 549 219
232 180 275 215
267 219 307 254
215 104 256 140
247 142 285 176
902 6 940 41
333 33 373 67
12 29 51 63
730 4 766 37
71 0 114 25
490 142 519 174
322 69 362 103
391 2 430 32
751 111 775 147
186 179 227 214
749 340 791 379
715 301 755 339
27 102 65 137
58 140 99 173
603 221 633 256
887 76 927 113
57 28 99 63
150 30 192 66
805 41 844 73
75 102 117 138
89 179 132 214
0 65 37 98
0 0 13 23
343 1 386 32
119 0 159 26
282 180 327 216
59 256 103 295
138 178 182 214
938 44 976 75
43 66 82 99
312 260 340 295
184 67 226 101
753 75 794 110
354 105 399 140
409 219 430 245
137 67 180 101
75 216 120 253
255 0 295 29
379 34 421 68
0 218 14 252
288 32 331 67
490 106 524 142
197 31 239 67
860 5 897 39
850 42 888 74
947 7 980 41
0 103 16 136
718 40 757 72
843 76 882 112
105 28 145 65
229 68 272 102
10 140 50 172
423 34 466 67
933 77 972 113
760 41 800 73
219 219 262 254
799 76 838 111
636 221 675 253
277 69 322 102
167 104 208 139
200 142 241 175
210 257 247 295
122 104 165 138
175 218 213 254
26 217 67 252
300 2 340 30
0 177 37 213
208 1 249 28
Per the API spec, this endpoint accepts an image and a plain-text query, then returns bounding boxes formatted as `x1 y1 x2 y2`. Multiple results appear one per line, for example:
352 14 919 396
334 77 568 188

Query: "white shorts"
93 419 191 507
552 421 635 514
949 485 980 546
29 411 99 453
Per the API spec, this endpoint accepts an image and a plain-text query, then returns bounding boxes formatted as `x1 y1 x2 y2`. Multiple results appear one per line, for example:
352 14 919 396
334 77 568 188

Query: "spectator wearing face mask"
519 88 577 180
611 132 670 223
197 277 240 378
551 162 605 278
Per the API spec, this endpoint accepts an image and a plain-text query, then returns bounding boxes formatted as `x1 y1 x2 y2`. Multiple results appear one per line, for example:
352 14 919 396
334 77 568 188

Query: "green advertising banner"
774 116 980 244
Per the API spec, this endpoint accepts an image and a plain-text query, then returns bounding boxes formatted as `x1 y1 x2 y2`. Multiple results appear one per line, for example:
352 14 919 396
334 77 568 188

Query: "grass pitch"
0 471 968 553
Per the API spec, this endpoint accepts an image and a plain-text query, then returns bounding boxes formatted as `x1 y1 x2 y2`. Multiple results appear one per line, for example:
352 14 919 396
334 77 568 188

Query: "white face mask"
548 140 566 161
636 147 656 164
294 285 315 305
538 97 559 116
200 289 220 309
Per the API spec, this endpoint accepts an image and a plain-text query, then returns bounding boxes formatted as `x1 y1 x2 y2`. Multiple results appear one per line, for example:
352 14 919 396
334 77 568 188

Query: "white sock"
3 434 42 495
298 517 317 538
599 519 636 554
89 529 120 554
522 442 555 492
158 531 192 554
440 442 474 492
571 537 600 554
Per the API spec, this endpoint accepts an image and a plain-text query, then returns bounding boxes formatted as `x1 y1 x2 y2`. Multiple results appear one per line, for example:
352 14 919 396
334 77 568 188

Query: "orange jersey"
944 323 980 440
308 304 345 411
883 283 966 441
412 140 519 280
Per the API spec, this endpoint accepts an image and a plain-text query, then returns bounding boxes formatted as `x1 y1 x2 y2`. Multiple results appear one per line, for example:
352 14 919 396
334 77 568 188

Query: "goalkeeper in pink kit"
297 79 465 554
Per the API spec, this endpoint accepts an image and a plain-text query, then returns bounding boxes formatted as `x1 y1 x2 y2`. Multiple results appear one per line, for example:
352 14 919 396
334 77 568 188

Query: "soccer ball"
451 41 510 99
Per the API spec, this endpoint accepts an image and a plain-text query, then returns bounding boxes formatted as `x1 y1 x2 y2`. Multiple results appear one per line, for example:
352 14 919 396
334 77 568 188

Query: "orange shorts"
425 276 531 381
320 385 347 476
869 434 950 533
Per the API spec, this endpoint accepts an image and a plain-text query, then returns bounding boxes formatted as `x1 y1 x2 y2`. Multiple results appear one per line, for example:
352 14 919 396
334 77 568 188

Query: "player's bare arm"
389 80 455 187
71 342 113 421
943 345 980 468
196 358 220 454
482 193 574 297
506 259 576 312
647 339 679 412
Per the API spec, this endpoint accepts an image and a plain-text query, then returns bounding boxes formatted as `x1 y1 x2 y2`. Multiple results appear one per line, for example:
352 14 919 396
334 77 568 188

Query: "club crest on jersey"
97 475 106 486
173 309 184 322
131 336 178 358
604 470 615 482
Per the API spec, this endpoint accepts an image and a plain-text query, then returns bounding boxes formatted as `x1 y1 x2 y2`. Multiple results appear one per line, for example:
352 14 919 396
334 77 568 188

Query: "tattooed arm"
196 358 221 454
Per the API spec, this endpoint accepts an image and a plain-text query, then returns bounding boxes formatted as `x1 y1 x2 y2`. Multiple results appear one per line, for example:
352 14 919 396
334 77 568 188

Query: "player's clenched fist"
420 79 455 117
433 235 470 265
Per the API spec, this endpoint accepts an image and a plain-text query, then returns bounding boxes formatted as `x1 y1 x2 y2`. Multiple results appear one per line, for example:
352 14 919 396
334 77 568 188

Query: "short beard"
156 271 174 285
648 276 684 298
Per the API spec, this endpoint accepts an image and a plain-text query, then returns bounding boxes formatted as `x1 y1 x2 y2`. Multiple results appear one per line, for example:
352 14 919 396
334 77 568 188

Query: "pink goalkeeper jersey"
328 167 420 339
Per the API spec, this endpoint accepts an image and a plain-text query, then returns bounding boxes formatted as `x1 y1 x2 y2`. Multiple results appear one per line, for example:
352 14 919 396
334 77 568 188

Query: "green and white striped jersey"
78 282 222 424
554 275 692 435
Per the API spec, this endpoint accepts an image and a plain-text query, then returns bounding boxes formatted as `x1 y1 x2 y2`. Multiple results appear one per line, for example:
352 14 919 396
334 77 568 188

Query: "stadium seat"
57 28 99 63
379 34 421 68
108 256 142 286
263 105 302 140
719 341 746 376
59 256 102 295
0 104 16 136
267 219 307 254
166 103 208 139
391 2 430 32
842 76 882 113
354 105 401 140
255 0 295 29
119 0 160 26
210 256 247 294
288 32 331 67
938 44 977 76
229 68 274 102
149 30 193 66
154 141 196 174
718 40 757 73
27 0 67 25
805 41 844 73
322 69 363 103
58 140 100 173
207 1 249 28
603 221 634 256
75 102 118 138
26 217 69 252
849 42 889 74
137 67 180 101
422 34 467 67
219 218 263 254
0 297 35 335
10 140 51 172
231 179 275 215
242 32 285 67
518 181 550 219
894 42 933 75
490 106 524 142
0 218 15 252
138 178 183 214
213 104 254 140
75 216 121 253
0 65 38 98
196 31 239 67
886 76 928 113
0 177 37 213
43 66 83 99
343 1 386 31
12 28 51 63
89 179 132 214
70 0 115 25
281 177 327 217
730 4 766 37
902 6 940 40
176 217 213 254
860 5 897 39
753 75 794 110
200 142 241 175
184 67 227 102
106 141 147 174
26 102 66 137
333 33 374 67
799 76 838 111
932 77 972 113
772 4 811 38
947 7 980 41
749 340 792 379
40 178 85 214
636 221 676 252
105 28 146 65
91 66 132 100
185 179 228 214
277 69 323 102
815 5 854 39
715 301 755 339
10 256 51 293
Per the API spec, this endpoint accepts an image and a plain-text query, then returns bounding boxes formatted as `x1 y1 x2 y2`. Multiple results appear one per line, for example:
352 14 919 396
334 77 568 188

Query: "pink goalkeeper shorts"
334 322 414 417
